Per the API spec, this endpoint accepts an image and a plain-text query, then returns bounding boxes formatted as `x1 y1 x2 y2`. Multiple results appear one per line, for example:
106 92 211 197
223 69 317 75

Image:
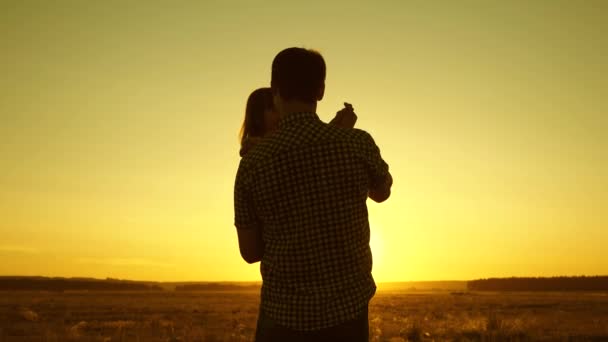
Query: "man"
234 47 392 341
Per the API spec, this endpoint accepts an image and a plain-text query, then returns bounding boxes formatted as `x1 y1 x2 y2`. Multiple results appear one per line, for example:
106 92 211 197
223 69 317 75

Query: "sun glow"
0 1 606 283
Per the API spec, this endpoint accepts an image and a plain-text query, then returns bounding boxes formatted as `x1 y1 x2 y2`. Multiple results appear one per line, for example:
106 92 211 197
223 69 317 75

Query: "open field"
1 289 607 341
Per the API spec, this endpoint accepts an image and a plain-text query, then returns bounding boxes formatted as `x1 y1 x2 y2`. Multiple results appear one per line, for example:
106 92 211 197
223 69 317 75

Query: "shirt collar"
278 112 319 129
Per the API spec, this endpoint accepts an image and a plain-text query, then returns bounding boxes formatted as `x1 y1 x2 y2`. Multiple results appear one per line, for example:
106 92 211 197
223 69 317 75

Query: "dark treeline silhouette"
175 283 260 291
0 276 163 291
380 281 466 292
468 276 608 291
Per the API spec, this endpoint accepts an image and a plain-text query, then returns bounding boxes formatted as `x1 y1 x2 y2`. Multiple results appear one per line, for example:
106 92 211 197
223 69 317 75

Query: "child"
240 87 357 157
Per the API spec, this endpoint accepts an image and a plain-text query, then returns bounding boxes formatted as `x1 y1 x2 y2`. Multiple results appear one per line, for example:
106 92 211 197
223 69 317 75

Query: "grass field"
1 289 607 341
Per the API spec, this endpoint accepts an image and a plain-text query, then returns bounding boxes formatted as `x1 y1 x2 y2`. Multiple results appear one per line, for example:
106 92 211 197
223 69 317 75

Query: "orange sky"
1 1 606 281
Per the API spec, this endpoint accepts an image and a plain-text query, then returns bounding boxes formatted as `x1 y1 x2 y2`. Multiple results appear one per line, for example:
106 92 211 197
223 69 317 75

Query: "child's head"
240 87 278 146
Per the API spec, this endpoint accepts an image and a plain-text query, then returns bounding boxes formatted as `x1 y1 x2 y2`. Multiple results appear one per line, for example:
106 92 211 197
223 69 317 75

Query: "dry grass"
0 290 607 341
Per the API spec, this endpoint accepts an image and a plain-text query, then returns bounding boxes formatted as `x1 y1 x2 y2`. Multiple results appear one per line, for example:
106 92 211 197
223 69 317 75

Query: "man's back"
234 111 389 331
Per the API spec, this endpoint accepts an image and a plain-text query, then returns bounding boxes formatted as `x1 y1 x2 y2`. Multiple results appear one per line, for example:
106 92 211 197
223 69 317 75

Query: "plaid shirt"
234 112 389 331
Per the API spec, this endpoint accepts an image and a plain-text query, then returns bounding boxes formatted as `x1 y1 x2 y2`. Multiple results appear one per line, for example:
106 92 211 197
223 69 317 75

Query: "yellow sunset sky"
1 1 606 282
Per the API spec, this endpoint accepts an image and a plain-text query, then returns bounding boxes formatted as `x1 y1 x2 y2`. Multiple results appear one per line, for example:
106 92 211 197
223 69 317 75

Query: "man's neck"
279 101 317 118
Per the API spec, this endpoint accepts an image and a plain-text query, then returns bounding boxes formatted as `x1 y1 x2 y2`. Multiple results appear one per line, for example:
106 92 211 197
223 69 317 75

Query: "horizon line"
2 274 607 283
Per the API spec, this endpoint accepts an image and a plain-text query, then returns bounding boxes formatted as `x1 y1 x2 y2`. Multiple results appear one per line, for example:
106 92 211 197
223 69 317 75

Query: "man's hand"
369 172 392 203
329 102 357 129
236 226 264 264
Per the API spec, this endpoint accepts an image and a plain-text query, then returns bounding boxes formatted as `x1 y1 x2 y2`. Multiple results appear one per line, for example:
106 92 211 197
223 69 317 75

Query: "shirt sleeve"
360 131 390 188
234 161 257 230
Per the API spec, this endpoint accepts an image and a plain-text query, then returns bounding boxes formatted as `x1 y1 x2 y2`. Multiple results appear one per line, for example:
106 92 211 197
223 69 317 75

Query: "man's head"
271 48 326 107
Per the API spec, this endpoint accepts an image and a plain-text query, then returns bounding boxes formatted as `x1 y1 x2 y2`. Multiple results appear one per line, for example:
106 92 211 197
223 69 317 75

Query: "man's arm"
368 172 392 203
236 225 264 264
360 131 392 203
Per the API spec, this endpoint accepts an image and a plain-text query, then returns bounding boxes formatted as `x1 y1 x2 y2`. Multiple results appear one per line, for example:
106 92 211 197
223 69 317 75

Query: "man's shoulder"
350 127 374 140
239 134 281 170
321 123 375 146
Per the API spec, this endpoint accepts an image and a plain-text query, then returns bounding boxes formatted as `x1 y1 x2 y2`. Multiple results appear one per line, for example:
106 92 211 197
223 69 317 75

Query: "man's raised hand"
330 102 358 129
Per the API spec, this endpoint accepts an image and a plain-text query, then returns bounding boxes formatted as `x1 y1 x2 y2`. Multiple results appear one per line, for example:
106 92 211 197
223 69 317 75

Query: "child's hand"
330 102 357 128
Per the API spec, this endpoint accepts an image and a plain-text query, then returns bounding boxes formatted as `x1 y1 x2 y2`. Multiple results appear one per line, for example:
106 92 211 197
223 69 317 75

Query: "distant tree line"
467 276 608 291
0 277 163 291
175 283 260 291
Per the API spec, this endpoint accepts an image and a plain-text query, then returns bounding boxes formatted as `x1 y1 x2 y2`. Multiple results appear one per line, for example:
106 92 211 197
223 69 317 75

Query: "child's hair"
239 87 274 146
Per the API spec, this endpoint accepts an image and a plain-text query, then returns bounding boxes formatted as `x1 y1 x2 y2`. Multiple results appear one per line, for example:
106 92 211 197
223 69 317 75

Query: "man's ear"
317 83 325 101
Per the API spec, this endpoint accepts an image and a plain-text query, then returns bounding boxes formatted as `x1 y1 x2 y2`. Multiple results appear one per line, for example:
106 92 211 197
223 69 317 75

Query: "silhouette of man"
234 47 392 341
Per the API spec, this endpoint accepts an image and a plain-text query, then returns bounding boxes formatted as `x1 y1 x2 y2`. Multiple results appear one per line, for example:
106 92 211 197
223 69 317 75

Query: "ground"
1 290 607 341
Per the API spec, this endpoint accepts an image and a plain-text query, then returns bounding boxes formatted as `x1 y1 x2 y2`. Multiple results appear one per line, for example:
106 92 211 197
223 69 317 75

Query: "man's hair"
271 47 326 103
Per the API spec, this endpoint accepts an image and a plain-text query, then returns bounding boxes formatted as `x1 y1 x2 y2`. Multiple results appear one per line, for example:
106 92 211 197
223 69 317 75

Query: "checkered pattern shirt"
234 112 389 331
